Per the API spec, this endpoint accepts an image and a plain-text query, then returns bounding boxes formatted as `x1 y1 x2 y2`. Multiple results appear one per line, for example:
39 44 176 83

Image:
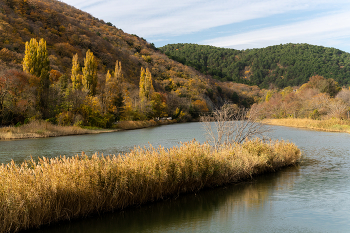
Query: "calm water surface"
1 122 350 232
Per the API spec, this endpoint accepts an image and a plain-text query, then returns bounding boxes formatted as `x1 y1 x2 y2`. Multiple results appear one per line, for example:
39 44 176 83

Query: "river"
1 122 350 232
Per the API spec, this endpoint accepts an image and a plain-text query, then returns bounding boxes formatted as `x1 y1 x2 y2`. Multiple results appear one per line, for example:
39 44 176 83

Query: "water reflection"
0 123 207 164
28 166 299 233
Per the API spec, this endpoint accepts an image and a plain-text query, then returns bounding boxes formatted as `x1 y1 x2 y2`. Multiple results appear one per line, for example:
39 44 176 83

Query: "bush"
309 109 320 120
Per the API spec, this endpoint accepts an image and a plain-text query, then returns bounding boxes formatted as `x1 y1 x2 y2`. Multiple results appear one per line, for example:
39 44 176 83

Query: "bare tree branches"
201 104 270 149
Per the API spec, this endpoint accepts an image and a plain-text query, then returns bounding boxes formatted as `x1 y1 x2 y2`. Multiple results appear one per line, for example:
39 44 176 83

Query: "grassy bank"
0 139 300 233
0 121 94 140
263 118 350 133
0 119 176 140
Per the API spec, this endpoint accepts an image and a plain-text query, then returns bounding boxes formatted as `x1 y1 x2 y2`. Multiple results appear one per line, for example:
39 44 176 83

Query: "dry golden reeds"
115 119 175 130
0 139 300 233
0 120 92 140
263 118 350 133
0 120 176 140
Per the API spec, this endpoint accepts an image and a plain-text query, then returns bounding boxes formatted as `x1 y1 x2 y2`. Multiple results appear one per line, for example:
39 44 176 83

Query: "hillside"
160 43 350 88
0 0 263 126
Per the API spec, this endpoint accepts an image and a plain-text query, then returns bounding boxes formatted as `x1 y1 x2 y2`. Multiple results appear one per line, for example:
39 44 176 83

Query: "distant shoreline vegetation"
0 139 300 233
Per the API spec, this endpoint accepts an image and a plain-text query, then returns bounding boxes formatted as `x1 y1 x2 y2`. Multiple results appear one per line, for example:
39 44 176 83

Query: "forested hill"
160 43 350 88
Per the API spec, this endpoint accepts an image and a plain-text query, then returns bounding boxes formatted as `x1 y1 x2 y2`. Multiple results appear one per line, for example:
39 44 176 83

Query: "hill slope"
0 0 263 125
160 43 350 88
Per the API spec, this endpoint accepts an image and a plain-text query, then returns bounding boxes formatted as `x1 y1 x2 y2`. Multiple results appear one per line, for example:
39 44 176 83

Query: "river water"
1 122 350 232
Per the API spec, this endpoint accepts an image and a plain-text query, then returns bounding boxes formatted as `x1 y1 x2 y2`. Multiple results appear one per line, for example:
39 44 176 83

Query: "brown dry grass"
115 119 176 130
263 118 350 133
0 120 177 140
0 120 94 140
0 139 300 233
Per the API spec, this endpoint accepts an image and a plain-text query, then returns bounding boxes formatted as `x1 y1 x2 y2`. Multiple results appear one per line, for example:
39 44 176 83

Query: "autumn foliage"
0 0 260 126
251 75 349 120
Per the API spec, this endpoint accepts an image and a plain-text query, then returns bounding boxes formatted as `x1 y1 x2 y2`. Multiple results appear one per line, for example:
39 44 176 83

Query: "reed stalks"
115 119 175 130
0 120 176 140
263 118 350 133
0 120 92 140
0 139 300 233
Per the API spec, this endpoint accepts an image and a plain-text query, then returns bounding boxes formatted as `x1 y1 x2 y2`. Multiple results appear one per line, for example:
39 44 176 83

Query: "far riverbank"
262 118 350 133
0 119 176 140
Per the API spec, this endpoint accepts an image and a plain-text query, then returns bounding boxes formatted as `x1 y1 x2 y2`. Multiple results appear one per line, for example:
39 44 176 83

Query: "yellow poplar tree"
139 67 146 104
104 61 125 119
23 38 50 79
23 39 37 75
23 38 50 117
102 70 112 113
139 67 154 103
114 60 123 85
139 67 154 114
106 70 112 84
82 49 97 95
71 53 82 90
145 68 154 99
121 87 133 120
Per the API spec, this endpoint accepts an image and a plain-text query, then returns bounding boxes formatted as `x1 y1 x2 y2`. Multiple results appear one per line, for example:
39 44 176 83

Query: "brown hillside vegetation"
0 0 263 126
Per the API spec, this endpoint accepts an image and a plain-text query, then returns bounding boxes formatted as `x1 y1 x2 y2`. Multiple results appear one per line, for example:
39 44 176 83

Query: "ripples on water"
2 123 350 232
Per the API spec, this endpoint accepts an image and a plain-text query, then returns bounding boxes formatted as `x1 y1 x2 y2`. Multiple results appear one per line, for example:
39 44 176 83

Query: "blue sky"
60 0 350 52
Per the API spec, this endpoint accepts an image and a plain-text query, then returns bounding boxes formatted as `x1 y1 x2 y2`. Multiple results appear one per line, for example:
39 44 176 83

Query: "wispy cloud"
62 0 346 36
60 0 350 51
202 10 350 50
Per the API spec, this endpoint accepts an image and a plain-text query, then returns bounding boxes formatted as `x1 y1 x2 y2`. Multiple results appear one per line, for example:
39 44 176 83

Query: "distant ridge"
160 43 350 88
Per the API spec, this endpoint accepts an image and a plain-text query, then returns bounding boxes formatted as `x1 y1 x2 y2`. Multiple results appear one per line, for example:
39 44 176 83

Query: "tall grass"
115 119 176 130
0 139 300 233
0 120 176 140
0 120 92 140
263 118 350 133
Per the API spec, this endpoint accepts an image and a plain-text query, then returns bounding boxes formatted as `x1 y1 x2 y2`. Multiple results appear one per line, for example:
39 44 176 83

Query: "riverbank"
262 118 350 133
0 138 300 233
0 119 176 140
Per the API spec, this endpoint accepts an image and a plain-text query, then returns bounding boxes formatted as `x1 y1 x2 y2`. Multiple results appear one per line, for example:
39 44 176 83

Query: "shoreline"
262 118 350 133
0 119 177 140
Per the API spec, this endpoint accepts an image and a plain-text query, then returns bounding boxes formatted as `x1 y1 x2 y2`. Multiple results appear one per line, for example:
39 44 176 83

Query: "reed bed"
263 118 350 133
0 121 92 140
0 120 176 140
115 119 175 130
0 139 300 233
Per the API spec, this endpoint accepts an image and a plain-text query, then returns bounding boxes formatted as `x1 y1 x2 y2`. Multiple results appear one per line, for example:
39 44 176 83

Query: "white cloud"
60 0 349 37
201 10 350 50
59 0 350 51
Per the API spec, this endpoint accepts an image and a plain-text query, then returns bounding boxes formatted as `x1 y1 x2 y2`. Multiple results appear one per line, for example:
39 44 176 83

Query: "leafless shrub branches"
200 104 270 148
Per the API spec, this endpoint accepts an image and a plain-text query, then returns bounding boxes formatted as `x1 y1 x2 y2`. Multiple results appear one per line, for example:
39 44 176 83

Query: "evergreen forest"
160 43 350 88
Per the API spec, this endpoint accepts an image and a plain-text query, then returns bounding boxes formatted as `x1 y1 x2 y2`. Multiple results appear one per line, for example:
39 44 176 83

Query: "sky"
60 0 350 53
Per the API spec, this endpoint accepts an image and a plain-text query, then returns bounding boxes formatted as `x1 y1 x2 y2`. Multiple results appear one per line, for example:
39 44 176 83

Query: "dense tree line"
160 43 350 88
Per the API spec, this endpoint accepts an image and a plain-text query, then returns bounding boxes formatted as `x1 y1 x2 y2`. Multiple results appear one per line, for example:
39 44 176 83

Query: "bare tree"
200 104 270 149
327 99 348 119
